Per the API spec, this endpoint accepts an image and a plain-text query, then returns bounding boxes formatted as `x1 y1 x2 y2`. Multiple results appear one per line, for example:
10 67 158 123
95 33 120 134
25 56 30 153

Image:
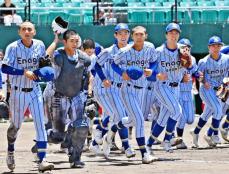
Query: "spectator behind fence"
0 0 22 26
104 7 117 25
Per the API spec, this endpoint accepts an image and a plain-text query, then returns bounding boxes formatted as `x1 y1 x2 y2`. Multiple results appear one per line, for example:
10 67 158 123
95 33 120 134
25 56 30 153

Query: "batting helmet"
178 38 192 47
126 66 143 80
166 23 181 33
208 36 224 46
0 101 9 119
33 67 55 82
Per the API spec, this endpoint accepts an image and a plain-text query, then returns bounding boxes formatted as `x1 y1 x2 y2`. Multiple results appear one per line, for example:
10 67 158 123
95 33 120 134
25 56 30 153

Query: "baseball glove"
39 55 52 68
216 85 229 102
178 45 192 68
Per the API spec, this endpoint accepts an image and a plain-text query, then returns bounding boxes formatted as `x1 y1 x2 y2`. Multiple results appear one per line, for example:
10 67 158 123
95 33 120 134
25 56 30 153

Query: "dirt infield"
0 116 229 174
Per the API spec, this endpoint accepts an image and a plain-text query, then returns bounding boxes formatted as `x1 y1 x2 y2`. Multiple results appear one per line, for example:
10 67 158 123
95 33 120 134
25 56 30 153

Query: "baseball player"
92 23 135 159
0 72 5 100
146 23 192 153
47 29 91 168
0 49 8 99
190 36 229 147
2 21 54 172
174 38 198 149
220 46 229 142
112 26 158 163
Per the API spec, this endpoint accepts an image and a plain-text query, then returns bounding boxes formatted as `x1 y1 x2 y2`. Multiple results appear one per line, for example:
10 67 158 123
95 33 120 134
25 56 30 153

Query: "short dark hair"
83 39 95 50
63 29 78 41
132 26 147 35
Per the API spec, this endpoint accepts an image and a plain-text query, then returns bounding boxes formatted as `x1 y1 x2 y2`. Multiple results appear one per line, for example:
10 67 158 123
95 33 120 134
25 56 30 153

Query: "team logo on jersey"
17 57 38 65
206 68 228 76
127 59 149 68
161 60 182 72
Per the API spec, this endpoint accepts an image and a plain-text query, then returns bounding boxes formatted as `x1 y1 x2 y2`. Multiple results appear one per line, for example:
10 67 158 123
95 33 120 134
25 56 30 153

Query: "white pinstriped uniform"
3 39 47 142
198 53 229 121
96 44 128 124
154 44 187 127
113 43 157 137
177 56 198 129
140 42 160 121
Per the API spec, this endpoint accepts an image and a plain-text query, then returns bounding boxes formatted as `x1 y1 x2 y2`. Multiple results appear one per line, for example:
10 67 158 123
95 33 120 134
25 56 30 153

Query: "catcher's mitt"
178 45 192 68
216 85 229 102
39 55 52 68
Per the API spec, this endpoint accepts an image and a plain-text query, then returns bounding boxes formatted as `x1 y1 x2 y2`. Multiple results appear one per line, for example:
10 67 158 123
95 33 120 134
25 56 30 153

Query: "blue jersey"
114 43 157 87
156 44 187 84
180 56 198 92
3 39 46 88
198 53 229 87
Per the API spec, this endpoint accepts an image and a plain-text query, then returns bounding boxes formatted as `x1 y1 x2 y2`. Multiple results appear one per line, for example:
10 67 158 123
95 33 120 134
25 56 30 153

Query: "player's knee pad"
47 129 65 144
51 112 66 133
69 118 89 162
7 123 19 143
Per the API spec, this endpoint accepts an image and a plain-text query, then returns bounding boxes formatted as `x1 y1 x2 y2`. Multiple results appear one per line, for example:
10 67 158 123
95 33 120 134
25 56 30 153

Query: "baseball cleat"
93 128 103 145
70 161 85 168
142 152 155 164
190 130 199 148
125 147 136 158
220 127 229 142
89 143 102 155
211 135 221 144
103 135 111 159
38 160 54 172
146 145 154 155
170 137 183 146
176 142 188 149
162 140 173 153
6 151 15 171
204 135 216 147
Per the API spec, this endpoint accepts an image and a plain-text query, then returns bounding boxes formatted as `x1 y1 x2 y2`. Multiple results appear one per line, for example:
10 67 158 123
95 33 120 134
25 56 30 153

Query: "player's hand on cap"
103 79 111 88
204 82 210 89
182 73 191 83
24 69 38 81
122 72 131 81
144 68 152 77
157 72 168 81
0 90 5 101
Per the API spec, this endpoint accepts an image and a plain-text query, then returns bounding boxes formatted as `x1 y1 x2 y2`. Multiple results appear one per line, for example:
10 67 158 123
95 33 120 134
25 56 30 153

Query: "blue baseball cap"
115 23 130 32
166 23 181 33
126 66 143 80
33 67 54 82
178 38 192 47
208 36 224 46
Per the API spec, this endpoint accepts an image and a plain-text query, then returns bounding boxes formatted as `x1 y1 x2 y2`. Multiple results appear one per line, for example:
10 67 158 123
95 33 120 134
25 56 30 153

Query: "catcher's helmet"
0 101 9 119
208 36 224 46
52 16 68 34
178 38 192 47
126 66 143 80
166 23 181 33
33 67 55 82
